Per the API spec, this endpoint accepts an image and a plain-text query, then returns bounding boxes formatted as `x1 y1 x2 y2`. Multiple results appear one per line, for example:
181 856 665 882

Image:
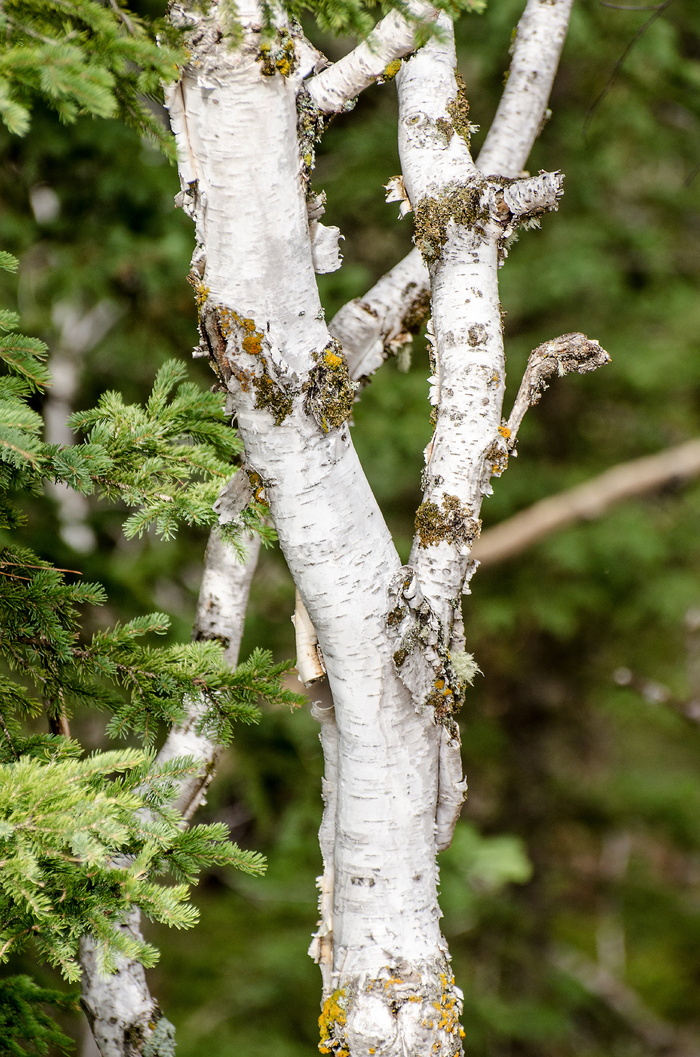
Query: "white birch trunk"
81 0 603 1050
166 2 467 1052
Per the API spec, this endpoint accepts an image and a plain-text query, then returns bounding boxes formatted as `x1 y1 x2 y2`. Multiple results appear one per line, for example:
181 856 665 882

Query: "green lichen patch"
435 116 454 146
446 72 475 146
414 181 489 263
143 1017 176 1057
303 341 356 433
256 27 297 77
198 303 295 424
400 285 431 334
415 494 480 550
297 88 325 184
252 373 293 425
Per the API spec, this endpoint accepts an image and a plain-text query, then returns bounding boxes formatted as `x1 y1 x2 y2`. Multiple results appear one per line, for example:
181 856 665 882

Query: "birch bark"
166 2 467 1052
81 0 602 1051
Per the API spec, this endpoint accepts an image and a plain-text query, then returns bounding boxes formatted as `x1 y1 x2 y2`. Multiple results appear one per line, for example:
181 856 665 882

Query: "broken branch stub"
506 332 611 447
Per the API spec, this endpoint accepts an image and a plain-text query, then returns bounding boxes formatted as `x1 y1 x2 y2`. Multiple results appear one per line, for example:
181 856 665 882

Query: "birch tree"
141 0 606 1053
0 0 622 1053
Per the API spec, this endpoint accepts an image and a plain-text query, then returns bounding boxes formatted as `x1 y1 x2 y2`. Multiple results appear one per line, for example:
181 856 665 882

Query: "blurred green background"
2 0 700 1053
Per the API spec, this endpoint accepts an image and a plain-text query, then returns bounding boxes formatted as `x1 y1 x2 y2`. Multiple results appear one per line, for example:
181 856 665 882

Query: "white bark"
305 3 437 114
329 247 430 381
477 0 575 178
168 3 465 1052
327 0 576 385
398 21 565 630
46 300 120 552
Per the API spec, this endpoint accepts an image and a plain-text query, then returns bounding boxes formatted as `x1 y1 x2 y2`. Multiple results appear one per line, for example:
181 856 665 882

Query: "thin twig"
585 0 677 132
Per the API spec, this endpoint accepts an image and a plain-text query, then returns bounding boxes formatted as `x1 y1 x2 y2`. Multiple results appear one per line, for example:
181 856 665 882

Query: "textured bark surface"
79 0 599 1051
167 3 468 1053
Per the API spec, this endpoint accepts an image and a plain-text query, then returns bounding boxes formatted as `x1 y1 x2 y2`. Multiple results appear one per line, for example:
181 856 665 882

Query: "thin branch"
505 332 610 448
473 438 700 567
304 2 437 114
584 0 677 132
328 247 430 382
613 666 700 728
552 946 688 1055
599 2 665 9
477 0 575 178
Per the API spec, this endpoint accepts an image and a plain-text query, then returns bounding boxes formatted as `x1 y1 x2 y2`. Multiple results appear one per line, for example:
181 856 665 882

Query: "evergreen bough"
0 249 301 1043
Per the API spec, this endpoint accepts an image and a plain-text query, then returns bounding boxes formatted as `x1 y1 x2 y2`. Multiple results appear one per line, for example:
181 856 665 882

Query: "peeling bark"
167 3 467 1052
82 0 607 1051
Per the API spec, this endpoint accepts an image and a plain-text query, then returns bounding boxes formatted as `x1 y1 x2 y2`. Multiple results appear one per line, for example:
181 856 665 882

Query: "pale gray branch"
477 0 575 177
304 3 437 114
474 438 700 567
552 946 698 1057
328 247 430 381
506 332 610 447
81 528 260 1055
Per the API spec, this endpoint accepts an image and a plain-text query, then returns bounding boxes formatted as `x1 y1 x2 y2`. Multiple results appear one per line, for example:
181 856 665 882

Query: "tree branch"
473 439 700 567
328 247 430 381
477 0 575 177
304 3 438 114
80 528 261 1055
505 332 610 448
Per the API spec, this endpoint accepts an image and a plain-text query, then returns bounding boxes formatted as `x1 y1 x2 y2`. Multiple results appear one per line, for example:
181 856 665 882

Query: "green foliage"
0 0 184 153
0 750 265 981
288 0 485 39
70 360 245 540
0 974 76 1056
0 250 302 1041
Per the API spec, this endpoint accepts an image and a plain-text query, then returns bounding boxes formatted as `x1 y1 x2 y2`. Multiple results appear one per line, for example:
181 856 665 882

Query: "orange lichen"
242 332 263 355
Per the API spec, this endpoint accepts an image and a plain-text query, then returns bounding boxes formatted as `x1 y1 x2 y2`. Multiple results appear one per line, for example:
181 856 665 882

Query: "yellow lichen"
497 425 511 438
318 988 348 1056
382 59 402 80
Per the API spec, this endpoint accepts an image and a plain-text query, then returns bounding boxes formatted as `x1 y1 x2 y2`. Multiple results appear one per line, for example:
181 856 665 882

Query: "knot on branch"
197 301 299 426
506 332 611 448
486 170 565 261
412 171 564 265
302 341 357 433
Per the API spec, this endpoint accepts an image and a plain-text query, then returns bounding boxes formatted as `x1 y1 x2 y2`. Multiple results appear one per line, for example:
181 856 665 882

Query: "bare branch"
304 3 438 114
473 438 700 567
552 947 692 1056
328 247 430 381
505 332 610 447
477 0 574 177
585 0 677 132
81 528 261 1053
